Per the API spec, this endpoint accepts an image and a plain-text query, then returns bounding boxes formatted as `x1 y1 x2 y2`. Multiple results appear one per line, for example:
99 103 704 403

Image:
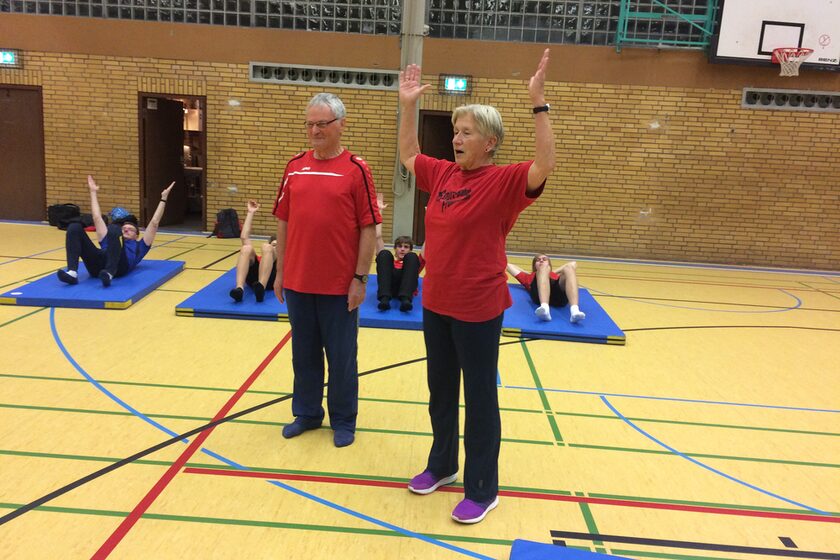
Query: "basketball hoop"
771 47 814 77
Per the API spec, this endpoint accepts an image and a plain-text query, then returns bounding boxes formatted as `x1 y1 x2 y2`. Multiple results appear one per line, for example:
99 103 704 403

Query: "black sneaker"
229 287 244 302
57 269 78 285
399 297 413 312
378 296 391 311
252 282 265 302
98 270 112 287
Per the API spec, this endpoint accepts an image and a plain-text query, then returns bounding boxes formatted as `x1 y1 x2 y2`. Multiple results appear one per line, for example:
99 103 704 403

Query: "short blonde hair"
451 104 505 156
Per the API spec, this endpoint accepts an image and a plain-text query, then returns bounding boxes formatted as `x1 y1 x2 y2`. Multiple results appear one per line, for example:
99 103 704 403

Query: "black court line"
202 250 240 269
550 530 840 559
595 293 840 313
623 325 840 334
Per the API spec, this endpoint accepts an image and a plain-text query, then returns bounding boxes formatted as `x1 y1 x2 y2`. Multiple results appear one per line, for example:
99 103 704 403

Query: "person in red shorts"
506 256 585 323
397 48 555 524
229 200 277 303
273 93 381 448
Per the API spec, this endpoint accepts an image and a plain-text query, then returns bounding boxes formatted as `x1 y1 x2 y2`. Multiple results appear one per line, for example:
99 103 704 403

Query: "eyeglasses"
303 118 338 130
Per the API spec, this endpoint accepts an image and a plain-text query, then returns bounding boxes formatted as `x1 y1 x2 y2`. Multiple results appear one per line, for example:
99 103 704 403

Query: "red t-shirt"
414 154 543 322
273 150 381 295
514 270 560 290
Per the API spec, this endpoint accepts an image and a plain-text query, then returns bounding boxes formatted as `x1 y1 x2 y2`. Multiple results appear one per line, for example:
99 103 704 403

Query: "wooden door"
0 86 46 220
140 96 185 226
412 111 454 245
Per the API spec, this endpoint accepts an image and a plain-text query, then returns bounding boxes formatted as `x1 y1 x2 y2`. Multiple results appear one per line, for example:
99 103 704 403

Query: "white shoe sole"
408 473 457 495
452 496 499 524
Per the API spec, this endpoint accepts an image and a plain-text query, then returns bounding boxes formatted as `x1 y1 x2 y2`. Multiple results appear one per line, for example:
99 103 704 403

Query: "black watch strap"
353 273 368 283
532 104 550 114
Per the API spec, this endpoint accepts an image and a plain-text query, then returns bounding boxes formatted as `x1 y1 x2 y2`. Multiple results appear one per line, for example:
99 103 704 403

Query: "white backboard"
710 0 840 71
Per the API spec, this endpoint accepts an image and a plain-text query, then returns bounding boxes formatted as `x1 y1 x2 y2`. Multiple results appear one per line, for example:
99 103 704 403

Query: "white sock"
570 304 585 323
66 270 77 278
535 303 551 322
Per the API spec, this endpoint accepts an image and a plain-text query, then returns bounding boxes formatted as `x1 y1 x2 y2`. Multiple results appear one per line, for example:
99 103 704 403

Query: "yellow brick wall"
3 51 839 269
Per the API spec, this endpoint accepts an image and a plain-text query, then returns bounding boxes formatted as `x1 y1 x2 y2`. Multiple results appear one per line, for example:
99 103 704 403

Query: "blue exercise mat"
176 270 424 331
510 540 630 559
501 286 625 345
0 260 184 310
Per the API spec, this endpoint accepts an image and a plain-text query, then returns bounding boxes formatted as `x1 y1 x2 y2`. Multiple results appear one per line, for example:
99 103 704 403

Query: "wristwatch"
353 273 368 284
532 104 550 114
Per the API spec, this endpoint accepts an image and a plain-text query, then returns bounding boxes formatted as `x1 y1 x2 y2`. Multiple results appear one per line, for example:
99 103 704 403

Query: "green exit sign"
1 49 21 68
440 74 471 95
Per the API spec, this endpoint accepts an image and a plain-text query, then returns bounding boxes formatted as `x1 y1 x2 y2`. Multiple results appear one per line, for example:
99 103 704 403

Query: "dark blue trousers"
422 308 503 503
65 223 129 277
284 289 359 432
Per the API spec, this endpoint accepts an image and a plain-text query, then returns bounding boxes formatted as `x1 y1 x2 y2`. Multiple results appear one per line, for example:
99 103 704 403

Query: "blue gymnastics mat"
175 270 424 330
510 540 629 559
0 260 184 310
501 286 625 345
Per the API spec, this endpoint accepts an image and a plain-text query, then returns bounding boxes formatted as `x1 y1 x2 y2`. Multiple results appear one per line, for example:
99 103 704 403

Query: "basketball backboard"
710 0 840 72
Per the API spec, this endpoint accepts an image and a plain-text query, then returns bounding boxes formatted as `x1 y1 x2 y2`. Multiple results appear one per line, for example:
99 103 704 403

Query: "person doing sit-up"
57 175 174 287
374 194 421 312
506 255 585 323
230 200 277 303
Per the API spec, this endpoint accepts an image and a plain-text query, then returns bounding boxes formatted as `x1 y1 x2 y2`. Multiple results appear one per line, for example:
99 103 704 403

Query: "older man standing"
273 93 381 448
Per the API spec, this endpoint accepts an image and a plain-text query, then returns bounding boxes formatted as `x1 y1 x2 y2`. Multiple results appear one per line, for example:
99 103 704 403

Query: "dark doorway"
139 94 206 229
413 111 453 245
0 86 46 221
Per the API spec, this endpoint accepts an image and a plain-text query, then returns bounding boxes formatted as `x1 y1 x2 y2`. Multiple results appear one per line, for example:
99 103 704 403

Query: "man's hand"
87 175 99 193
376 192 388 212
248 200 260 213
347 278 366 311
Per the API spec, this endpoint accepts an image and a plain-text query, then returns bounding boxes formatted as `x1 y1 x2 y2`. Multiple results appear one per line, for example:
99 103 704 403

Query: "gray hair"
308 92 346 119
451 104 505 156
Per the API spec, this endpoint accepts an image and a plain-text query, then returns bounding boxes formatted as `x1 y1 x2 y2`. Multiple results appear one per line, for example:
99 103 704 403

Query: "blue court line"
497 370 501 387
600 395 831 515
49 308 490 560
586 287 802 313
501 384 840 414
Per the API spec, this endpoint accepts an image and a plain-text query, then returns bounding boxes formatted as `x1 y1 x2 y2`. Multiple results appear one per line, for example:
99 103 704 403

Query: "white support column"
392 0 427 239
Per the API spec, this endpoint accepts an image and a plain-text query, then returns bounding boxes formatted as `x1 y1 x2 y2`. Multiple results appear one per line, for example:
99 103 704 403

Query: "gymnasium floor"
0 221 838 559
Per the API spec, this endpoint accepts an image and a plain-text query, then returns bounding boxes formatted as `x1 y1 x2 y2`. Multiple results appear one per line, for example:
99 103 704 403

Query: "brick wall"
2 51 838 269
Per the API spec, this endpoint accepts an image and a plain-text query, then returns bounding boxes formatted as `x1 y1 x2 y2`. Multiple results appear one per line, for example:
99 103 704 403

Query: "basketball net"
772 48 814 77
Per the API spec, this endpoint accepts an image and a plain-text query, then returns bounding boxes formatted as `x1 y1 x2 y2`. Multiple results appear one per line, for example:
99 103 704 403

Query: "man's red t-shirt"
273 150 380 295
414 154 543 322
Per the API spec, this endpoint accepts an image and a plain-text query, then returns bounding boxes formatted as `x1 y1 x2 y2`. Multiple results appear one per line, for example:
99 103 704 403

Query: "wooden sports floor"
0 221 838 559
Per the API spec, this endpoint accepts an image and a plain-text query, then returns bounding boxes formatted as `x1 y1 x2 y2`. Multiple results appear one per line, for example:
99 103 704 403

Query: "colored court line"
0 307 47 328
504 384 840 414
550 530 840 559
0 246 63 266
183 467 840 524
600 396 831 516
518 339 564 444
586 286 803 313
92 330 293 558
41 312 490 559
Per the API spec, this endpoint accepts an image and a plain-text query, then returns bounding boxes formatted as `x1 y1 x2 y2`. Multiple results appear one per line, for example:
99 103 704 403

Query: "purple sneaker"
407 470 457 495
451 497 499 524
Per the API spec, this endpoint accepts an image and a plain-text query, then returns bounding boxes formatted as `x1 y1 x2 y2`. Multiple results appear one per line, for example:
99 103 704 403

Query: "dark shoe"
98 270 112 287
377 296 391 311
333 430 355 448
252 282 266 302
57 269 78 285
282 417 322 439
399 297 413 312
229 287 244 302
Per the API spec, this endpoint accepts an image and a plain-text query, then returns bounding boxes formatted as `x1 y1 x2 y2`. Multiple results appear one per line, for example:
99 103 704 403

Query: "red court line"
184 467 839 525
92 332 292 559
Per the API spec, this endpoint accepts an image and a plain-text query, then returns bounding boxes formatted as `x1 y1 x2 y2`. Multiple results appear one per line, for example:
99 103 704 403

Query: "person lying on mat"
374 193 421 312
506 255 585 323
57 175 174 287
230 200 277 303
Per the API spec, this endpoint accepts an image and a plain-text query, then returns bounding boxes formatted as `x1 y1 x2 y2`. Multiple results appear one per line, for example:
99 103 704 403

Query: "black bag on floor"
211 208 241 238
48 204 80 228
